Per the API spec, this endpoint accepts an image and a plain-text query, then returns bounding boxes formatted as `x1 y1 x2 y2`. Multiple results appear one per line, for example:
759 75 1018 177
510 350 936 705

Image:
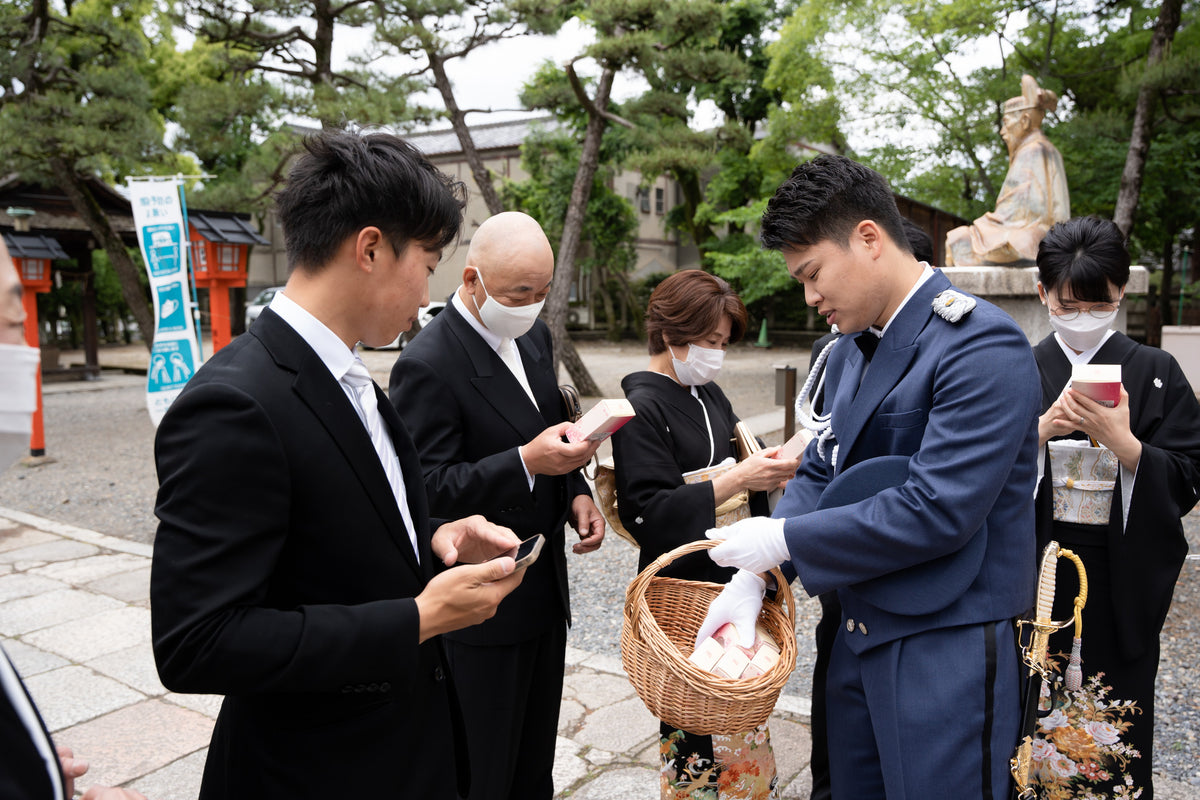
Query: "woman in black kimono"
612 269 798 800
1033 217 1200 799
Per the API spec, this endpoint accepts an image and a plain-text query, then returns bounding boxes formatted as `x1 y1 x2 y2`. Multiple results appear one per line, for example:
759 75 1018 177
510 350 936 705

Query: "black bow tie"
855 332 880 362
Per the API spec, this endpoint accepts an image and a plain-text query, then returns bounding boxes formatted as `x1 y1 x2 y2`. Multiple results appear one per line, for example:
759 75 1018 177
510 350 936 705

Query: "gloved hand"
706 516 790 574
695 569 766 649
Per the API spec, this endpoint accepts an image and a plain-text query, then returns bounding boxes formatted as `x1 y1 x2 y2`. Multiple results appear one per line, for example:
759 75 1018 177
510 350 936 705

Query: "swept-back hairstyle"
275 129 468 273
760 155 911 256
645 269 748 355
1037 216 1130 302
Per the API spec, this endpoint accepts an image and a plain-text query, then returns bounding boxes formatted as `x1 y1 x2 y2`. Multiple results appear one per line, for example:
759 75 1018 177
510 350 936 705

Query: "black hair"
760 155 911 255
901 218 934 264
274 129 468 273
1036 216 1130 302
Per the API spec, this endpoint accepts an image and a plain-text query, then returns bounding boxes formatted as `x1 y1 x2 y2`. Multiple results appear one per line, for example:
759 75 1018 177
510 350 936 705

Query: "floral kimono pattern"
660 724 779 800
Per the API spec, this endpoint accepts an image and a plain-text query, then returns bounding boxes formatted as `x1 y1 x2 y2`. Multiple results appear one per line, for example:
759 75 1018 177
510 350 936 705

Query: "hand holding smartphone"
495 534 544 571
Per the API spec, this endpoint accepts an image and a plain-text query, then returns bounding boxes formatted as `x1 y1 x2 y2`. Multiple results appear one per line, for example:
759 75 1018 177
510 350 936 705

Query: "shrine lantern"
2 230 68 458
188 212 268 353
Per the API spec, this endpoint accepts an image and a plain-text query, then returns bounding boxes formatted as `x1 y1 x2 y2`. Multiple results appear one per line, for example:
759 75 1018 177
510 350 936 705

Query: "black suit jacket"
389 302 589 645
151 308 466 800
0 648 64 800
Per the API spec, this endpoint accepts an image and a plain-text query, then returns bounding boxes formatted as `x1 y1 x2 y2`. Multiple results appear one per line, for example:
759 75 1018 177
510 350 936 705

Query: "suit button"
845 619 855 633
858 622 868 635
368 683 379 692
380 682 391 692
433 666 445 681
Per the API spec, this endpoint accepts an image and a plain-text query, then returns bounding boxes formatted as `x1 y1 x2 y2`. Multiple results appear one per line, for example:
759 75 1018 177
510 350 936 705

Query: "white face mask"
471 269 544 340
1048 306 1118 352
671 343 725 386
0 343 40 469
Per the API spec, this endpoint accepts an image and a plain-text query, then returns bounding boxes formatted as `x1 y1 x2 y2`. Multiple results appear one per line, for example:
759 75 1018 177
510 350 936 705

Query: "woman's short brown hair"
645 270 748 355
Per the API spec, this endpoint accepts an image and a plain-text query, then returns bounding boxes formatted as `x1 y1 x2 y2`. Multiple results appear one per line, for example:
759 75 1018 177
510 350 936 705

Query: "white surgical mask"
0 343 40 469
671 343 725 386
471 269 544 340
1048 306 1118 352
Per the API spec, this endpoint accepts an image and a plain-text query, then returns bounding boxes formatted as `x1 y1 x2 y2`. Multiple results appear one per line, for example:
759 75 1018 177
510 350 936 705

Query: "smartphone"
497 534 544 571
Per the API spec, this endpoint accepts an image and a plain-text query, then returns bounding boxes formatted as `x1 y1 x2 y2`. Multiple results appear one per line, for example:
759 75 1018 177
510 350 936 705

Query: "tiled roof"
189 212 270 245
406 116 558 156
1 232 69 260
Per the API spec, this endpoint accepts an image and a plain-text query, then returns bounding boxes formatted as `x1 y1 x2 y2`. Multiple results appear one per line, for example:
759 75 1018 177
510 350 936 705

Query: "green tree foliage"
0 0 190 345
502 124 640 339
176 0 428 130
373 0 575 215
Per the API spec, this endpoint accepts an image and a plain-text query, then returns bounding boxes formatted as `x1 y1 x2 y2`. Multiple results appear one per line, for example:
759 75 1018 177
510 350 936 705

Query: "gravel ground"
2 339 1197 791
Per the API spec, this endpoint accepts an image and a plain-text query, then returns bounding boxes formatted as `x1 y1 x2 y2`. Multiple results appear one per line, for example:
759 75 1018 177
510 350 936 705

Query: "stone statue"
945 75 1070 266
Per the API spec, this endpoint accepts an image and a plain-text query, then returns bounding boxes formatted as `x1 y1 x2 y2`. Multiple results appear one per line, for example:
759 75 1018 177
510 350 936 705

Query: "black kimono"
1034 331 1200 798
613 371 758 580
612 371 776 798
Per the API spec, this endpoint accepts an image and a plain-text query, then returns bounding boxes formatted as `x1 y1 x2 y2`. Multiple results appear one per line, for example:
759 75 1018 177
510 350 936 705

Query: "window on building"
654 187 665 215
636 187 650 214
191 242 207 269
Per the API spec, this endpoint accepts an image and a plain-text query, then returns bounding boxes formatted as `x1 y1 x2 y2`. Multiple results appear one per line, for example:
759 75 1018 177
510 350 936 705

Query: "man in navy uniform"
700 155 1039 799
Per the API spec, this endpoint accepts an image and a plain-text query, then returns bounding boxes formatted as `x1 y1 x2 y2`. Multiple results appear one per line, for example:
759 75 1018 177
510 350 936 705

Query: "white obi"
1048 439 1118 526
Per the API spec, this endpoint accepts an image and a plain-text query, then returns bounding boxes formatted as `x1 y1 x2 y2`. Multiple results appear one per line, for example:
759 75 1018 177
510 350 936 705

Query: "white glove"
706 516 790 574
695 569 766 649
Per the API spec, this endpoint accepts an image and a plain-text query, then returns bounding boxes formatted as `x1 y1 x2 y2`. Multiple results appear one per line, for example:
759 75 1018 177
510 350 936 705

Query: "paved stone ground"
0 507 815 799
2 339 1196 798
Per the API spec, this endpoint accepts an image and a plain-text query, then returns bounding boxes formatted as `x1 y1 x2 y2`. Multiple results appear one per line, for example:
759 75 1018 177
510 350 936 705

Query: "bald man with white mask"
389 211 604 800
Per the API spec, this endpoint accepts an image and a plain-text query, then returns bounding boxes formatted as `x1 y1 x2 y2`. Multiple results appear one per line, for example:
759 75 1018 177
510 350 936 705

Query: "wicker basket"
621 539 797 735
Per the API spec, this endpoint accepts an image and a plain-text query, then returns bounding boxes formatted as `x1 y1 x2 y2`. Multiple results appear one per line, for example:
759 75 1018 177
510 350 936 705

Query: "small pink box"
565 399 636 443
692 622 780 680
1071 364 1121 408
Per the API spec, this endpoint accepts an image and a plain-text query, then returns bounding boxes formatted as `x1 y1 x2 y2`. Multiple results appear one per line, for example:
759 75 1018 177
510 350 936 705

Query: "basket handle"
628 539 797 631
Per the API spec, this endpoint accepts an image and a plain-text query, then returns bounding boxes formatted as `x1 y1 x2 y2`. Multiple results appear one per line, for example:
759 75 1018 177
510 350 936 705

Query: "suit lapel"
252 310 423 577
832 272 948 470
443 305 549 442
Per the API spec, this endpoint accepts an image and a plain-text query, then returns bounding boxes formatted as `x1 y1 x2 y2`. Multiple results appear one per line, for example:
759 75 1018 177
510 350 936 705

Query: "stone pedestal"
940 266 1149 343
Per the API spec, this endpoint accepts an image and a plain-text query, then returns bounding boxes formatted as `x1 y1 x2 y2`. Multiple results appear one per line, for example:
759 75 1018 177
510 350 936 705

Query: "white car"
244 286 283 330
367 301 447 350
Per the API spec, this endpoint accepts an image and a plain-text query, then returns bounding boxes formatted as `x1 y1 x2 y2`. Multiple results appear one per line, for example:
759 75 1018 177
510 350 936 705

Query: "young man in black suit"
151 130 527 800
389 211 605 800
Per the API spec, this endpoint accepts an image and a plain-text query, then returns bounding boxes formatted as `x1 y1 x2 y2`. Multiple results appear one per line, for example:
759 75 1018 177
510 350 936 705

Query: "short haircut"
645 269 748 355
760 155 911 256
274 129 468 272
901 218 935 264
1036 216 1130 302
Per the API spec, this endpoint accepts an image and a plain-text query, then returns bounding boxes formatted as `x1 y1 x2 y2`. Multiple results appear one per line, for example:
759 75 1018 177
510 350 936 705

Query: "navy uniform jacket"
774 270 1040 652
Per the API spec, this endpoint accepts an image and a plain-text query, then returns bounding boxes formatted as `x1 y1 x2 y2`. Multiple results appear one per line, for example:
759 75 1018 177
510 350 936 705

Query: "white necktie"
498 338 537 407
342 359 419 562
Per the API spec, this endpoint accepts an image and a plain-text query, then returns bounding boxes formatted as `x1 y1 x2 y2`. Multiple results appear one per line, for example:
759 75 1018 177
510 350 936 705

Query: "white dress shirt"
269 291 419 557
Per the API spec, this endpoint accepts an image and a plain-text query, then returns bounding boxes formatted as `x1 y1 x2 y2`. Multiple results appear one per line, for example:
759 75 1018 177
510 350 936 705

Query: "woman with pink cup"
1033 216 1200 799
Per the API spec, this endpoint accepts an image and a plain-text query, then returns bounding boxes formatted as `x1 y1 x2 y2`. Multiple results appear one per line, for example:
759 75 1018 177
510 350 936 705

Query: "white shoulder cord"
794 330 841 470
691 386 717 468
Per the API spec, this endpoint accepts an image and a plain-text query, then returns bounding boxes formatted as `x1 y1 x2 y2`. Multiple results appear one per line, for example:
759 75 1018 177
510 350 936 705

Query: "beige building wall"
244 118 695 326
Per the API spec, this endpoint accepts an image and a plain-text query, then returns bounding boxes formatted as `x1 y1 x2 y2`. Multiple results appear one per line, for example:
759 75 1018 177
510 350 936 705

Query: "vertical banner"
127 179 203 426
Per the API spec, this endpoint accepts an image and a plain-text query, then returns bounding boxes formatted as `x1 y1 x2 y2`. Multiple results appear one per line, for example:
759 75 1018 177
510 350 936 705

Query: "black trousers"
445 624 567 800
